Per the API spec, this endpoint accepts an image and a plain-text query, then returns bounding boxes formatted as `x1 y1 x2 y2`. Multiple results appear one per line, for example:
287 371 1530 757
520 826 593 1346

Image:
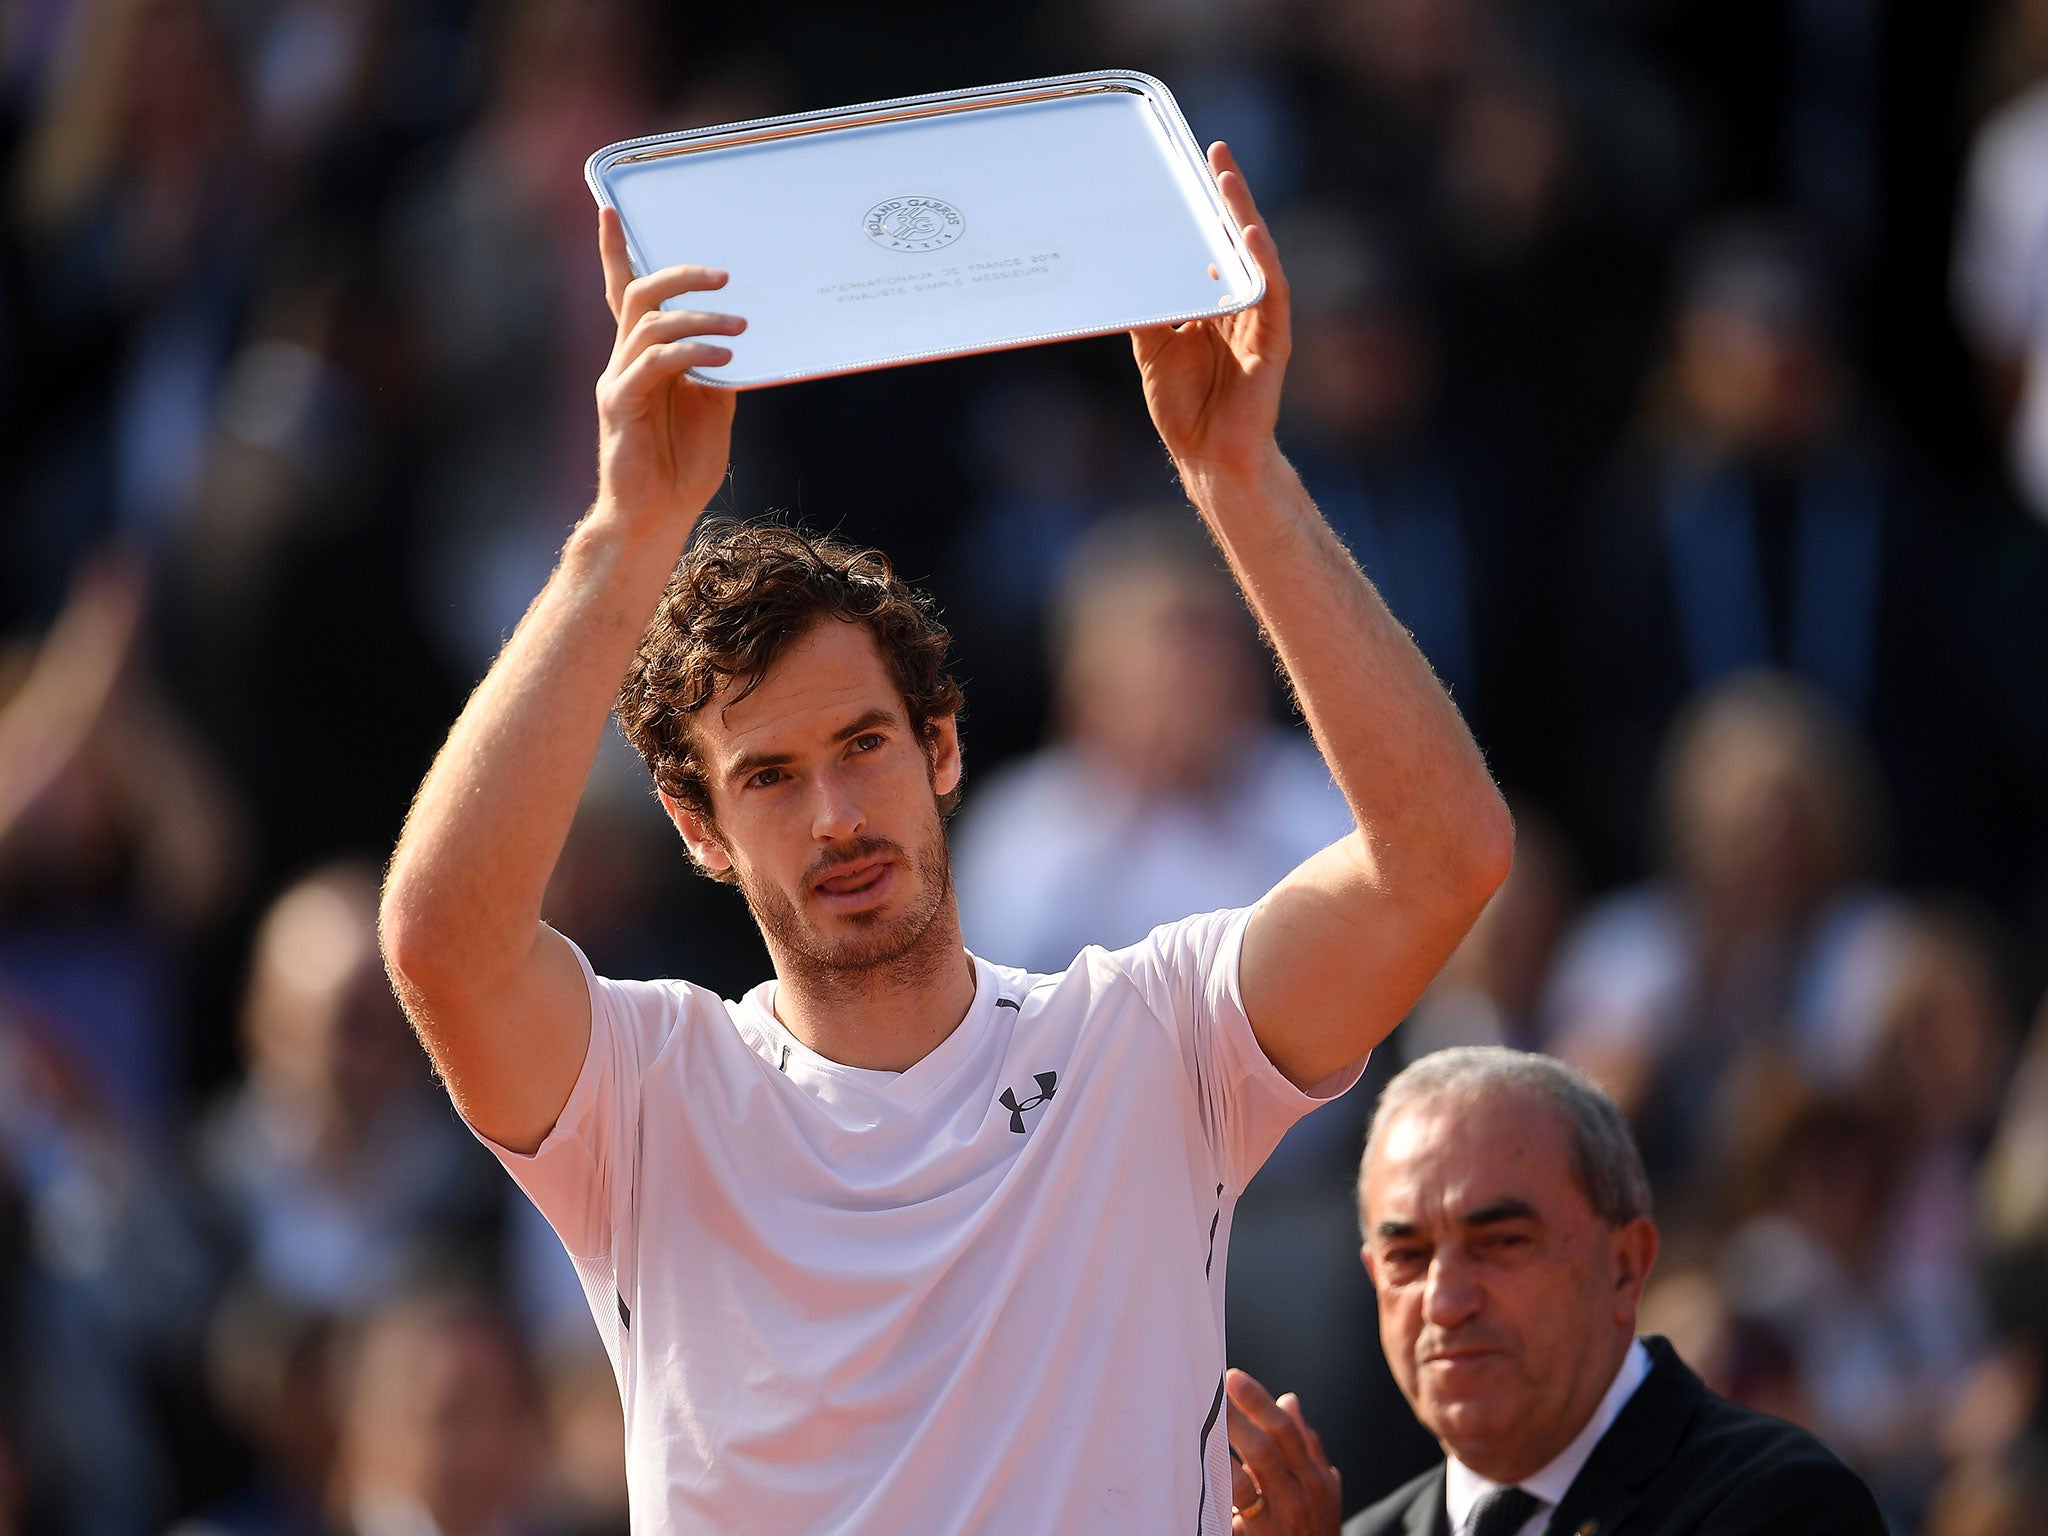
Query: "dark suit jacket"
1341 1337 1885 1536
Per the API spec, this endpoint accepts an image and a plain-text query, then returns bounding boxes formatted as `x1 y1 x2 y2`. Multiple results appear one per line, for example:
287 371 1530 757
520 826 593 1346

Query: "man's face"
1361 1092 1657 1482
1061 568 1260 795
666 619 960 985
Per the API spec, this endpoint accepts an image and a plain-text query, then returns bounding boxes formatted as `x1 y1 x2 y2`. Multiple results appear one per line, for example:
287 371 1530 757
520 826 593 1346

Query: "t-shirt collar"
738 950 997 1106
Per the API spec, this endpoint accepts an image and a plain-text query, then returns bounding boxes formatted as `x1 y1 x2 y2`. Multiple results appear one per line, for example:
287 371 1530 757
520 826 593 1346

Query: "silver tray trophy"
585 70 1265 389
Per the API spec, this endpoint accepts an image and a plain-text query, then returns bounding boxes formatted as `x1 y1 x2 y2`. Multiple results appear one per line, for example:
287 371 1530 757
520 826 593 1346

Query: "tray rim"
582 68 1268 390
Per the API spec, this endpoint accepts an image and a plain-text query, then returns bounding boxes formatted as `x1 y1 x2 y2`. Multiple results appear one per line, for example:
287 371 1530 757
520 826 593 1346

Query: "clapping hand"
1226 1368 1342 1536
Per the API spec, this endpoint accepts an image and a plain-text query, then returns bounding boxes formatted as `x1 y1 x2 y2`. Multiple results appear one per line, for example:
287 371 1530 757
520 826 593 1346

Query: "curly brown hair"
616 520 965 870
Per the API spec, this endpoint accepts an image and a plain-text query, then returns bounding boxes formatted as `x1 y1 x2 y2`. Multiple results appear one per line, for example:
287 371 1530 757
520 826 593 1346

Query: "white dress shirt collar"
1444 1338 1652 1536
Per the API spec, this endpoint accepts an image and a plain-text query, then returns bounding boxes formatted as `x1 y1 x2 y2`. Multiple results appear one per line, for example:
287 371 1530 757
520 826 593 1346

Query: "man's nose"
1421 1251 1484 1329
810 766 867 841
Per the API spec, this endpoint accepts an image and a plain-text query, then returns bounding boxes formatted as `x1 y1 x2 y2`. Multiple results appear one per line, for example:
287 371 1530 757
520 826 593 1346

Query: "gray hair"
1360 1048 1652 1230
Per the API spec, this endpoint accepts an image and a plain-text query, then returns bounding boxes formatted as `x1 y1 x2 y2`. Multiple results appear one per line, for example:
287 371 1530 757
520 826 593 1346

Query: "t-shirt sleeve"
1112 906 1367 1191
464 935 683 1263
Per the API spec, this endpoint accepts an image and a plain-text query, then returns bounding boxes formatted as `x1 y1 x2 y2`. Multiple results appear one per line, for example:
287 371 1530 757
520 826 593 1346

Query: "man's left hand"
1130 141 1291 480
1226 1367 1342 1536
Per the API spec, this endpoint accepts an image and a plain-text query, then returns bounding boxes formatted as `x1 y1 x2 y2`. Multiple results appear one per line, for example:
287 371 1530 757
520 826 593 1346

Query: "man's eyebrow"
720 753 782 786
1458 1198 1539 1227
1372 1219 1419 1241
829 707 899 744
723 744 791 786
722 708 902 785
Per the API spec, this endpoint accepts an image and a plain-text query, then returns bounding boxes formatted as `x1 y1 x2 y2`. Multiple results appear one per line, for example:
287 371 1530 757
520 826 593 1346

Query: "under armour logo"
999 1071 1058 1133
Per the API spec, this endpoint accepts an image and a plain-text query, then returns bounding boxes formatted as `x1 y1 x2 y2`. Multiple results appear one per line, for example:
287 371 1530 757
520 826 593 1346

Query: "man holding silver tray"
379 142 1512 1534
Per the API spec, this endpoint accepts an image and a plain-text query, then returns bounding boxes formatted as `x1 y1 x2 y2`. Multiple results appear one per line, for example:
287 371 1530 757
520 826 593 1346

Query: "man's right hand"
1227 1368 1343 1536
595 205 747 527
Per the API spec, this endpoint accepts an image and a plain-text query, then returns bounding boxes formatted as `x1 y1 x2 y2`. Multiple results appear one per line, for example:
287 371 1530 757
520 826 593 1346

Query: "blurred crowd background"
4 0 2048 1532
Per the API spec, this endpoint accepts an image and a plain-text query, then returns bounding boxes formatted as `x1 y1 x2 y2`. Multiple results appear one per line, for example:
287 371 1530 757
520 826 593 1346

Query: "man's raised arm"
1132 144 1514 1089
379 209 746 1153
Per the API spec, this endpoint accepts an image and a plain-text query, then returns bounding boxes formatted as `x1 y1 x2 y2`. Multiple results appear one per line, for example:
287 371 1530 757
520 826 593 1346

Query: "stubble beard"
737 816 959 999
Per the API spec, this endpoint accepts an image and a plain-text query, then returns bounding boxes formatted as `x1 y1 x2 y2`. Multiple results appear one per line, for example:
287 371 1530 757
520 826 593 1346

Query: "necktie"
1466 1485 1543 1536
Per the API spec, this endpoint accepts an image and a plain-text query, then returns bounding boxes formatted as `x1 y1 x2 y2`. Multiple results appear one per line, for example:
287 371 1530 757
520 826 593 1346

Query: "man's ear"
927 712 962 798
658 789 732 873
1610 1215 1660 1327
1359 1242 1378 1289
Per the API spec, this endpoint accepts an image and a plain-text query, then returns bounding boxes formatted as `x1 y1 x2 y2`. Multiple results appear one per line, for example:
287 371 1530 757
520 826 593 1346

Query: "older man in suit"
1225 1048 1885 1536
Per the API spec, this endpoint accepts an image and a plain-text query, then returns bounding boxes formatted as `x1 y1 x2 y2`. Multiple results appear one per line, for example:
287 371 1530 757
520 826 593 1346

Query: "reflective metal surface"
586 71 1265 389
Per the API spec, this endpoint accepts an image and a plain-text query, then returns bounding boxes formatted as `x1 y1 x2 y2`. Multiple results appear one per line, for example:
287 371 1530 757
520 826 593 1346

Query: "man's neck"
767 908 979 1073
1451 1333 1639 1485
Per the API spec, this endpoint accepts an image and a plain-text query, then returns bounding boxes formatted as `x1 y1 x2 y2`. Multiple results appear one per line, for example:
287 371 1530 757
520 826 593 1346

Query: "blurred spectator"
0 1423 31 1536
1 1 70 114
388 0 662 679
1285 0 1686 480
1396 803 1576 1061
1924 1456 2048 1536
0 553 247 1133
1276 206 1548 774
1717 1094 1941 1524
1983 998 2048 1317
329 1292 547 1536
170 1280 340 1536
1075 0 1302 204
1972 993 2048 1489
1540 671 1908 1210
1635 1264 1816 1433
1556 214 1973 886
218 0 477 193
1624 906 2019 1528
1933 991 2048 1531
1955 0 2048 530
951 508 1352 973
232 0 391 168
537 727 743 989
0 984 214 1536
1851 911 2016 1392
8 0 260 617
196 863 499 1316
0 561 239 1531
159 228 463 883
945 367 1140 728
530 1334 628 1536
1287 0 1502 221
942 346 1180 773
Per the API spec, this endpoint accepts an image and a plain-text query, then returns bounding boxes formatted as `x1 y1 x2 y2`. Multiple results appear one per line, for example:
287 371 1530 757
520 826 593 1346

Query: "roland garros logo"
863 195 965 253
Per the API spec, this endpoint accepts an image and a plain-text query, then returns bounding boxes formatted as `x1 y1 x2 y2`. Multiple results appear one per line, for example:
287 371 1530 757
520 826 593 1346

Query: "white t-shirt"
477 905 1362 1535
